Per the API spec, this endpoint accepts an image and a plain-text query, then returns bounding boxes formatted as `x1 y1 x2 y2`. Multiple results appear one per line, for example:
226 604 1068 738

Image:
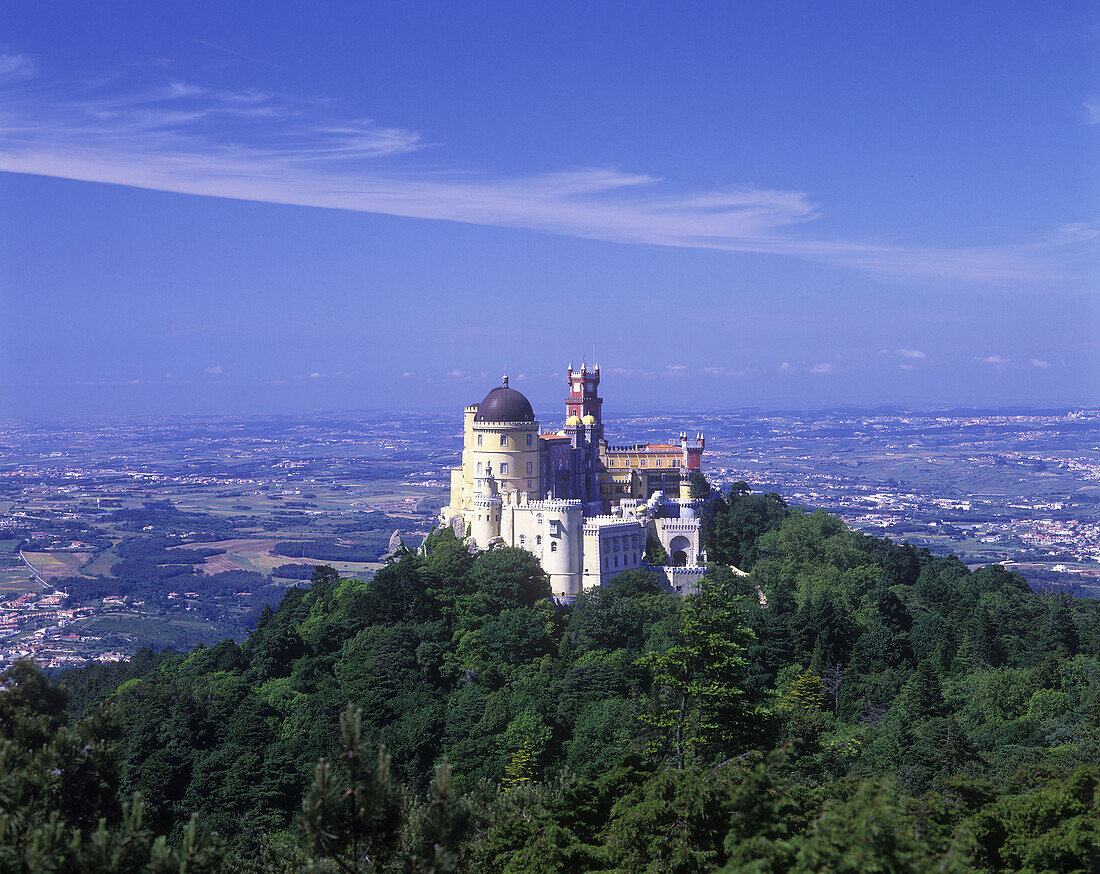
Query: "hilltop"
0 484 1097 871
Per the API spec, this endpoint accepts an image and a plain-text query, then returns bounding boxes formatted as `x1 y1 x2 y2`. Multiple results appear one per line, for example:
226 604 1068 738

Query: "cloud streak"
0 56 1091 282
1084 97 1100 125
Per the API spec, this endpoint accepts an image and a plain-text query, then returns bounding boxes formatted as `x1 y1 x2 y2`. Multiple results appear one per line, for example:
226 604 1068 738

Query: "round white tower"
535 498 584 597
470 462 502 547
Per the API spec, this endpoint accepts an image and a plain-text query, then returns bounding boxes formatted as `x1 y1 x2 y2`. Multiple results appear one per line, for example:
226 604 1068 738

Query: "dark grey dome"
475 379 535 423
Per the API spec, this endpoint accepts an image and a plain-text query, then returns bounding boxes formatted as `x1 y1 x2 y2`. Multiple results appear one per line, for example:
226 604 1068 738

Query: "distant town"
1 405 1097 667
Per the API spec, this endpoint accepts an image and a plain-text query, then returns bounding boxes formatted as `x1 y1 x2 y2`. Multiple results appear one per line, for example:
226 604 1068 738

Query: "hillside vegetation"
2 482 1099 872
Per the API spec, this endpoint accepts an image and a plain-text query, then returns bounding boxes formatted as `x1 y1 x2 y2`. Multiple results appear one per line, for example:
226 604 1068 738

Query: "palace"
441 363 708 599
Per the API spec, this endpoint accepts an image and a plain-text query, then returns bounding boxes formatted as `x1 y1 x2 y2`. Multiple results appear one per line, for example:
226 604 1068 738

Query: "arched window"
536 535 542 545
526 433 533 447
527 461 533 475
500 434 508 447
550 541 558 552
477 462 483 474
477 434 483 446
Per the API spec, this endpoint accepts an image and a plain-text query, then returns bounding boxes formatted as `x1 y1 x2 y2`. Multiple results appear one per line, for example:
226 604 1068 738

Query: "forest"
1 481 1098 872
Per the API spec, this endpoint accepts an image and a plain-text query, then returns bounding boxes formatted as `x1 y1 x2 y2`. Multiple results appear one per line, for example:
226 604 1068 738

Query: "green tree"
463 548 551 615
644 536 669 567
638 576 770 768
299 705 403 873
0 662 223 873
687 470 711 500
403 760 473 874
780 670 824 711
899 660 947 721
705 487 790 570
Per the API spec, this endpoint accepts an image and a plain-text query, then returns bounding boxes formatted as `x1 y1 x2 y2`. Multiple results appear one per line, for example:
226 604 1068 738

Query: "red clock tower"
566 362 602 431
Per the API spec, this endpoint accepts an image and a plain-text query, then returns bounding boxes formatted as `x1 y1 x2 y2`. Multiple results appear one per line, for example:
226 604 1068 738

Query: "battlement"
665 564 708 575
527 498 583 512
605 443 674 453
472 419 538 429
658 519 700 531
582 516 645 531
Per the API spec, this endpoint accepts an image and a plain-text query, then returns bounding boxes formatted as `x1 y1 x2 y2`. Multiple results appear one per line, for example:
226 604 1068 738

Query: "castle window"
527 433 533 447
500 463 509 475
536 535 542 545
500 434 508 447
477 462 483 474
614 556 619 567
519 534 525 545
527 462 533 475
551 542 558 553
477 434 482 446
527 480 532 489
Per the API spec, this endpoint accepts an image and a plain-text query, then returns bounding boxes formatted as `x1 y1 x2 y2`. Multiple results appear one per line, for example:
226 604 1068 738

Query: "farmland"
0 405 1097 665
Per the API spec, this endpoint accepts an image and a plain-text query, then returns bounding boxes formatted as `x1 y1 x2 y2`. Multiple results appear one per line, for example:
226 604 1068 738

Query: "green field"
81 550 119 577
74 613 239 647
0 567 38 595
21 551 94 578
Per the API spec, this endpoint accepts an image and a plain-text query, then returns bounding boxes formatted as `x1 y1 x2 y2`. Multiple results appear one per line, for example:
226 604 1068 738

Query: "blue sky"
1 1 1097 418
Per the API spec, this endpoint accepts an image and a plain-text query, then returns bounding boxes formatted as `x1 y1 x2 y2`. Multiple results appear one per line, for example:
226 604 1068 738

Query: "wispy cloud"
810 362 836 374
976 355 1010 370
0 54 36 81
608 367 653 378
700 366 747 378
204 364 223 374
1029 358 1052 368
0 55 1090 282
897 348 926 359
1084 97 1100 125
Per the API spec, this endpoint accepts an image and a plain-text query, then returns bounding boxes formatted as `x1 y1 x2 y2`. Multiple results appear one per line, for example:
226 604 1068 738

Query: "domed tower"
452 374 542 512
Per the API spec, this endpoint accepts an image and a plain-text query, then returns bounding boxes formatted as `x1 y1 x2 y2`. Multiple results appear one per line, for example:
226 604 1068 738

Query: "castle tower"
566 361 602 439
533 498 584 597
563 362 604 511
470 462 502 547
